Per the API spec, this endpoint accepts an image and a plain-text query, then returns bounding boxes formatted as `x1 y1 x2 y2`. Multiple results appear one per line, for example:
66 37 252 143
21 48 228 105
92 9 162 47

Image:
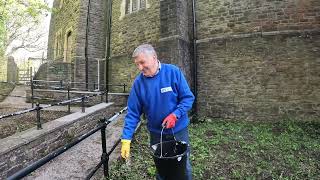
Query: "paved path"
0 85 30 108
24 116 124 180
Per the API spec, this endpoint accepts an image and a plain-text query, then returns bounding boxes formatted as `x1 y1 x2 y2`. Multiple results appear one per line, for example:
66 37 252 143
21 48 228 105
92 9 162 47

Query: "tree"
0 0 50 57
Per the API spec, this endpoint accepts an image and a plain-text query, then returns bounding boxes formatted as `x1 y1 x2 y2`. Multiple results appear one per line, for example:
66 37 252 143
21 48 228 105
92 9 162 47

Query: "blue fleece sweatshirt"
122 63 195 140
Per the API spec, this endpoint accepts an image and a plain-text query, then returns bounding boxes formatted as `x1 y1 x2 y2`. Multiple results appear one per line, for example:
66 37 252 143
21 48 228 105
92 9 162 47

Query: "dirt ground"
0 85 74 139
0 107 70 139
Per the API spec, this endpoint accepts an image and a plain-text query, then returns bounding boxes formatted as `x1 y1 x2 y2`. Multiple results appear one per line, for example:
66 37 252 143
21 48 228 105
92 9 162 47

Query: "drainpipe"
105 0 112 102
191 0 198 118
97 59 100 90
85 0 92 90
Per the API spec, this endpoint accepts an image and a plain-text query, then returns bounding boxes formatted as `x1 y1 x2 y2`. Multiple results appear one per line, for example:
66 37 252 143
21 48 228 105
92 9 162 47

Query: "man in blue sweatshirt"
121 44 195 180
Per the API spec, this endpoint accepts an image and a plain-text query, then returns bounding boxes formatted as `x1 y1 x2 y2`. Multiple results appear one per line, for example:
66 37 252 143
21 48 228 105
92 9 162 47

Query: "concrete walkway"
0 85 30 108
24 115 124 180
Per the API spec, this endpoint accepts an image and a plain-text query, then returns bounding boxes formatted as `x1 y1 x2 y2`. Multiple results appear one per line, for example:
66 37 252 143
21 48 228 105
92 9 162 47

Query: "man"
121 44 194 180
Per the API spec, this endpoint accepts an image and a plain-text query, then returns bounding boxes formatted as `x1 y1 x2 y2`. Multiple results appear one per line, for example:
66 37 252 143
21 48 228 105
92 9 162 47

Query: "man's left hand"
162 113 177 129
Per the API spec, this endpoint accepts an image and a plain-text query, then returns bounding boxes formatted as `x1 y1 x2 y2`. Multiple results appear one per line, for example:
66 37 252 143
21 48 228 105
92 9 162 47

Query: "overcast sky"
12 0 54 64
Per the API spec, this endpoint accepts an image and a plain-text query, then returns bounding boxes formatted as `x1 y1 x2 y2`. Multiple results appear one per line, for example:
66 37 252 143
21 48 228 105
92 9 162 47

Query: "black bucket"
150 140 188 180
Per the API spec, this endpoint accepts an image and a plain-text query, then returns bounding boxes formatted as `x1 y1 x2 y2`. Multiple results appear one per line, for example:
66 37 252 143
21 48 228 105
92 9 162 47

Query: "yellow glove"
121 139 131 159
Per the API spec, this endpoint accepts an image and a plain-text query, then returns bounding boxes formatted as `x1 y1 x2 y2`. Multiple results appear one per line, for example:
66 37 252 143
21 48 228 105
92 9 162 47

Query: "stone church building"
42 0 320 120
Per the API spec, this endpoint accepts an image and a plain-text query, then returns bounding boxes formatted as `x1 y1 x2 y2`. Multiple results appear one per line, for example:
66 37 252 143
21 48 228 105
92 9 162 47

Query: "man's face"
134 52 157 77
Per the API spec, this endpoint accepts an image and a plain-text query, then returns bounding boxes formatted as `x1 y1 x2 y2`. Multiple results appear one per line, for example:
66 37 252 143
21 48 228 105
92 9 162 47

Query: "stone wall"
158 0 194 86
74 0 107 89
0 103 123 178
0 56 7 81
109 0 160 89
46 0 81 88
47 0 80 61
47 62 74 83
44 0 320 120
47 0 107 90
33 62 49 80
109 55 138 92
197 31 320 120
196 0 320 39
7 57 18 83
195 0 320 120
111 0 160 56
110 0 194 90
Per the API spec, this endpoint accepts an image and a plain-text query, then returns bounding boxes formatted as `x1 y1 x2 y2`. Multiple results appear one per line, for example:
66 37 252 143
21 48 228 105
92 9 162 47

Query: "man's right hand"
162 113 177 129
121 139 131 159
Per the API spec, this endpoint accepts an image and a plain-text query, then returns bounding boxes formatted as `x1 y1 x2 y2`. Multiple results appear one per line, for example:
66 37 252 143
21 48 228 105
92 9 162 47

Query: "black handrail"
30 79 127 93
0 91 105 120
0 107 37 119
7 106 128 180
32 80 61 83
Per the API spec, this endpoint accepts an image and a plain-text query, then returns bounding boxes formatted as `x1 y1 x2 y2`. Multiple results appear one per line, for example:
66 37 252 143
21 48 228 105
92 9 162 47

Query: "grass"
0 82 15 102
108 118 320 179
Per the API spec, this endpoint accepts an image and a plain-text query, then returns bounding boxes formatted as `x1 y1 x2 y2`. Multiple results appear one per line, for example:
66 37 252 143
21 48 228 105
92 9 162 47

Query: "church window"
125 0 147 15
59 0 64 8
54 30 63 60
132 0 138 12
125 0 130 14
64 28 73 63
140 0 146 9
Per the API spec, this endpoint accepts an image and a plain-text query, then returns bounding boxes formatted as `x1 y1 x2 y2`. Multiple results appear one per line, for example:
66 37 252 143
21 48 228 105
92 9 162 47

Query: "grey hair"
132 44 157 58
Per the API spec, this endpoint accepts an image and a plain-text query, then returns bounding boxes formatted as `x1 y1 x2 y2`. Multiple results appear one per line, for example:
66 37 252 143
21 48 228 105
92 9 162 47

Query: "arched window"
54 30 62 60
64 27 73 63
65 31 72 62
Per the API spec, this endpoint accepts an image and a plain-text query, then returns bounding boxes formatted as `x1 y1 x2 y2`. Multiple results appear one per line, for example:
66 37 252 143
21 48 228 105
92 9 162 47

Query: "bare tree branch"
1 0 49 56
6 24 47 56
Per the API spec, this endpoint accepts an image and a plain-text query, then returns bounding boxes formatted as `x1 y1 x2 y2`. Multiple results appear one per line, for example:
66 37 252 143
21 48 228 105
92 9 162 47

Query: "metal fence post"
31 79 34 108
100 118 109 178
60 80 63 89
105 89 108 103
36 102 42 129
67 84 70 113
123 83 126 93
81 96 85 113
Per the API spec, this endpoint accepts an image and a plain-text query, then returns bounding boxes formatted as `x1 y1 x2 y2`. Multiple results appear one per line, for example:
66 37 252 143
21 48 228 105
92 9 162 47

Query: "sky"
11 0 54 65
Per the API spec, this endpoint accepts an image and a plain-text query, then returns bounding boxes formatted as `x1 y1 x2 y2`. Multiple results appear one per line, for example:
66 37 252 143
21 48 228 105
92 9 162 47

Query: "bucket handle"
159 125 177 158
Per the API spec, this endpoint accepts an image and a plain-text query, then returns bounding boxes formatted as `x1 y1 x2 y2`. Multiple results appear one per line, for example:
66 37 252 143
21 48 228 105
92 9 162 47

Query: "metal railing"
0 80 127 108
30 79 127 92
0 91 105 129
29 79 127 108
7 106 128 180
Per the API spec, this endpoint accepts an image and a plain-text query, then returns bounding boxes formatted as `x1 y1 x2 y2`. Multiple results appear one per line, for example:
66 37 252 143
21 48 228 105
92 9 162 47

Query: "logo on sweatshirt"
161 86 173 93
